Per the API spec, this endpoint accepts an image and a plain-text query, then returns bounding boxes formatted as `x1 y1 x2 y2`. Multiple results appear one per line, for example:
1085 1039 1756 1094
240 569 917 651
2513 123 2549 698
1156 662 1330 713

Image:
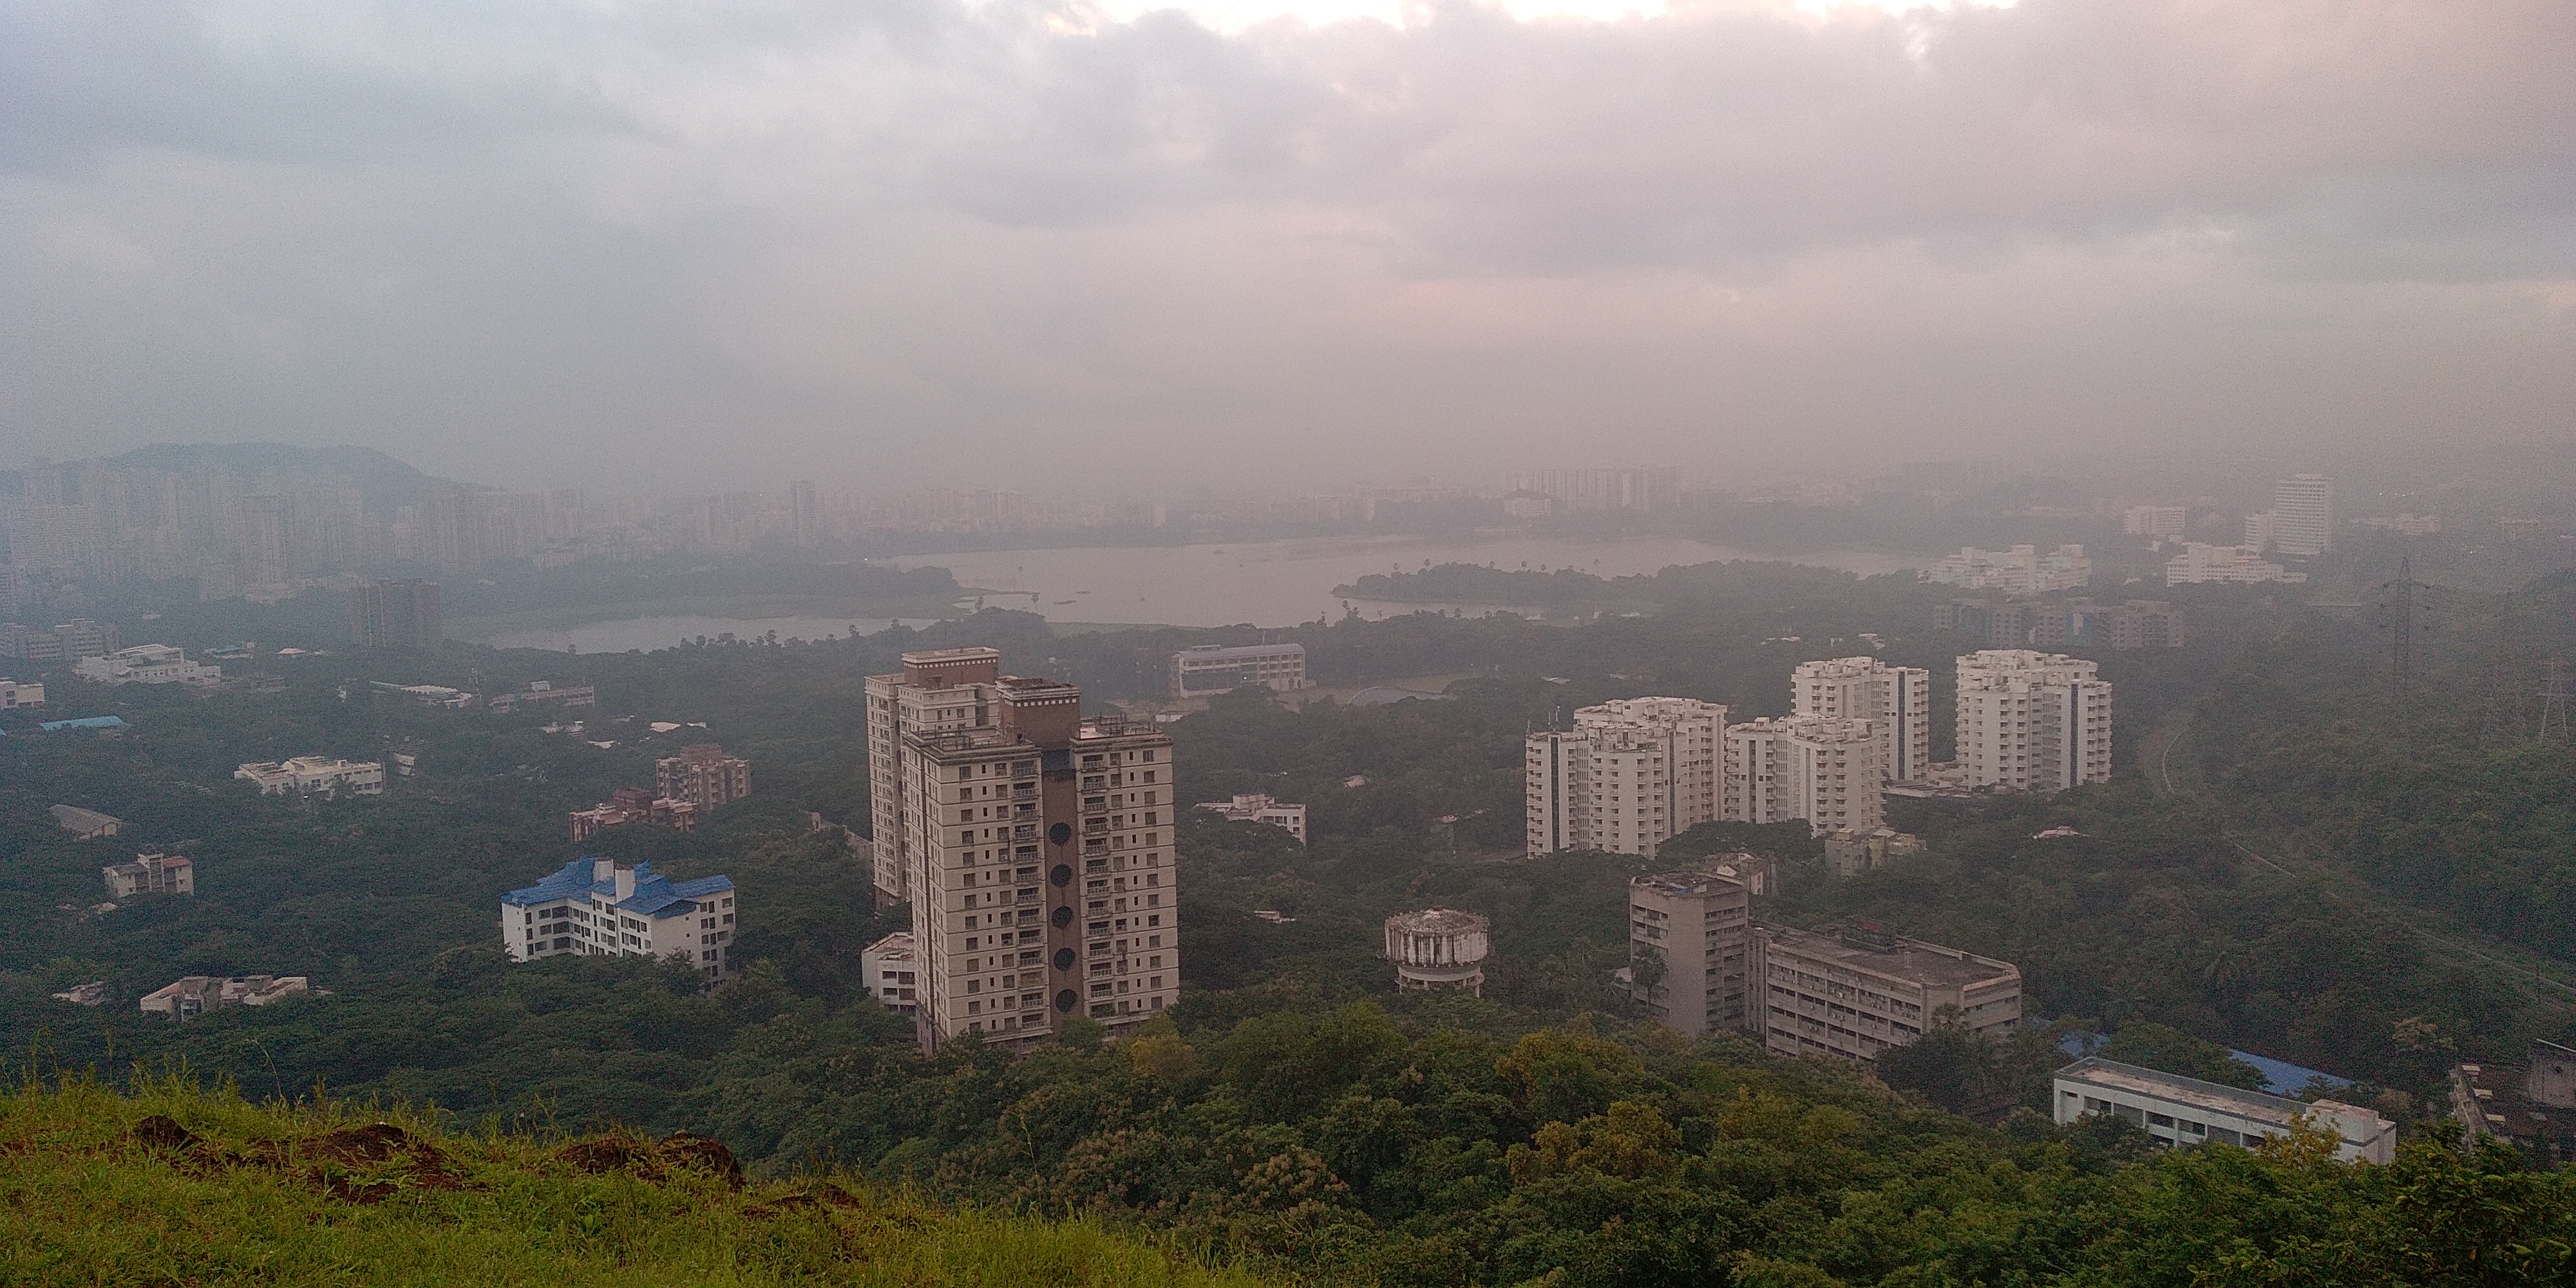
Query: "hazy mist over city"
6 0 2570 492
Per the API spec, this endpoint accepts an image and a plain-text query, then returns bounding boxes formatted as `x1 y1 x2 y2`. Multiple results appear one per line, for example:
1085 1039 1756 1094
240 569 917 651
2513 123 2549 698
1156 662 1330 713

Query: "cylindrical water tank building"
1385 907 1491 996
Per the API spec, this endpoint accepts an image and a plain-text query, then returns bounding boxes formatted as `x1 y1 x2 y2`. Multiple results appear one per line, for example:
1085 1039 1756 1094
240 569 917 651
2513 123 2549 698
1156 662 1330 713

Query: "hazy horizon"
5 0 2571 493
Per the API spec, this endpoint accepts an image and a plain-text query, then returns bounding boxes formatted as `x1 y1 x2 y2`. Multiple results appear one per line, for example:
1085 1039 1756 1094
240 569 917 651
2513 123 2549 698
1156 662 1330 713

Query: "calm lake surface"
478 535 1927 650
886 534 1923 629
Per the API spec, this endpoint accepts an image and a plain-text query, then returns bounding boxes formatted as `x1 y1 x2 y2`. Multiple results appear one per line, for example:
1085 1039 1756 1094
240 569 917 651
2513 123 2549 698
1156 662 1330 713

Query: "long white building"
1926 545 2091 595
500 857 739 978
1955 650 2112 792
235 757 385 798
1790 657 1931 784
73 644 221 688
1525 697 1727 857
1721 716 1886 836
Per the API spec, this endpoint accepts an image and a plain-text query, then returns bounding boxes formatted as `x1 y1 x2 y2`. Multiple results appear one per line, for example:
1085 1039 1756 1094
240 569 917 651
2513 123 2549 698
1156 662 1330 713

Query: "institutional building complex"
866 647 1180 1051
234 757 386 798
74 644 221 688
1169 643 1310 697
2055 1057 2394 1164
1955 650 2114 793
500 857 739 977
1748 922 2023 1063
1196 792 1307 844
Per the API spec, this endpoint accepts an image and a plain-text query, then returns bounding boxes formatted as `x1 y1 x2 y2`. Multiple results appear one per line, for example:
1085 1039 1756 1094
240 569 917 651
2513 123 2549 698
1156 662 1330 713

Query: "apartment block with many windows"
1955 650 2113 792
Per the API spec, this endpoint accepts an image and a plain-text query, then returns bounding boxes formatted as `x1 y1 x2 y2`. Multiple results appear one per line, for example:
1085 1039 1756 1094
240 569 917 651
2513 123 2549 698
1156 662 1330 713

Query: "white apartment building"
1925 545 2091 595
1196 793 1307 844
1170 643 1311 697
102 851 194 898
2269 475 2334 556
1790 657 1931 784
2054 1057 2395 1164
1955 650 2113 793
1627 869 1752 1036
2122 506 2187 540
2164 542 2307 585
1748 923 2022 1065
500 857 739 978
73 644 222 688
0 677 42 708
867 648 1180 1052
235 757 385 798
139 974 316 1020
1721 716 1886 836
1524 697 1727 857
862 931 920 1013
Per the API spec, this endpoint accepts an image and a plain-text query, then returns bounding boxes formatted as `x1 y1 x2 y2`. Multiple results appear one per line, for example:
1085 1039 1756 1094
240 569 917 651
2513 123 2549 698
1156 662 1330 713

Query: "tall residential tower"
1790 657 1931 784
1955 650 2112 792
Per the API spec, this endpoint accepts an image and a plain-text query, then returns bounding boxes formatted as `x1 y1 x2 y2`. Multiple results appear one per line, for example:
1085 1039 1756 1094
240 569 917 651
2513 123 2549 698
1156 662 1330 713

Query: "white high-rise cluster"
1955 650 2113 792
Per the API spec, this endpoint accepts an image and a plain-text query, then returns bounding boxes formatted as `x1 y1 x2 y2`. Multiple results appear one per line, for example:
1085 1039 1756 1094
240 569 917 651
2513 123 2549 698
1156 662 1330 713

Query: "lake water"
478 534 1926 650
483 614 932 654
886 534 1921 629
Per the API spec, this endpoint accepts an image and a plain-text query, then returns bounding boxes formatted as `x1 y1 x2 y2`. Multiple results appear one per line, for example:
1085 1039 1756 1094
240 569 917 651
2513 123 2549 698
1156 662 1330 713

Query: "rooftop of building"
502 857 733 919
1176 641 1305 658
899 646 1003 665
49 804 122 832
2058 1056 2380 1132
1634 870 1748 901
1387 907 1488 934
38 715 126 732
864 931 918 958
1758 922 2018 990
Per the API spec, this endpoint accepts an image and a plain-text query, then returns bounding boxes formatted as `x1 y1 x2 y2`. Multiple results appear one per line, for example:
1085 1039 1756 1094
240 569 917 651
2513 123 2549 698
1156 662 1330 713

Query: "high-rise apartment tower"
866 647 1179 1051
1525 697 1726 857
1721 716 1886 836
1790 657 1931 783
1955 650 2112 792
2269 475 2334 556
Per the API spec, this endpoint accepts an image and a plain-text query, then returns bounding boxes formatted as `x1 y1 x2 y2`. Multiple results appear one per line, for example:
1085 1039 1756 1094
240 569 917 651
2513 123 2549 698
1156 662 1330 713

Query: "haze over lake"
883 534 1924 628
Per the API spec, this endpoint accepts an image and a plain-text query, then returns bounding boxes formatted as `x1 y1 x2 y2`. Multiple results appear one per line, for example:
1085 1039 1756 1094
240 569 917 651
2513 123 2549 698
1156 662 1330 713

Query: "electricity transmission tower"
2541 658 2571 743
2376 558 2420 706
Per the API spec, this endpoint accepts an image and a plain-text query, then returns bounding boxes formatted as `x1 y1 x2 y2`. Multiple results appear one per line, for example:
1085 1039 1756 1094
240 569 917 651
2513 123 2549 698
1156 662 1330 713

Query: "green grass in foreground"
0 1077 1277 1287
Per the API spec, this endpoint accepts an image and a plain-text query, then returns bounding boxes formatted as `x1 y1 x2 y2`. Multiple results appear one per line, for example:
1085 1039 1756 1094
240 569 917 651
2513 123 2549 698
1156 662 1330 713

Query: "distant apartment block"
1823 827 1925 878
73 645 221 688
1721 716 1886 836
2057 1057 2394 1164
486 681 597 713
569 786 699 840
1937 598 2186 650
1525 697 1727 857
1196 792 1307 845
236 757 386 798
1 677 43 708
1791 657 1930 783
2266 475 2335 556
2355 513 2439 536
1627 869 1752 1036
0 619 118 662
50 804 120 838
1956 650 2112 793
2164 543 2306 585
1749 922 2022 1064
102 851 194 898
1506 467 1681 513
139 974 317 1020
1170 643 1310 697
863 931 920 1012
502 856 738 976
2121 506 2187 540
1925 545 2091 595
1386 907 1490 996
656 743 752 811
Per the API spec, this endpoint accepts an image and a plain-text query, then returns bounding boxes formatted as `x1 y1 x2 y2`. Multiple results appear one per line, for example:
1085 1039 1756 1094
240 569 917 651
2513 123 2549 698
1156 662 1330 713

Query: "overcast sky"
3 0 2570 493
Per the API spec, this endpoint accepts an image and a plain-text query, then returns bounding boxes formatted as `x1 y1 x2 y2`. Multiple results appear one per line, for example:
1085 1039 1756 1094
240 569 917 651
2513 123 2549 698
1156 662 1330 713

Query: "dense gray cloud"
2 0 2570 491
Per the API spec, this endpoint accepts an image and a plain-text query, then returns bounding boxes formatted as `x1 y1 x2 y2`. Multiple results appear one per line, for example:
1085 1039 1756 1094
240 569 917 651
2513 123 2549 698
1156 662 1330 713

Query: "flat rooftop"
1759 923 2018 991
2059 1057 2360 1130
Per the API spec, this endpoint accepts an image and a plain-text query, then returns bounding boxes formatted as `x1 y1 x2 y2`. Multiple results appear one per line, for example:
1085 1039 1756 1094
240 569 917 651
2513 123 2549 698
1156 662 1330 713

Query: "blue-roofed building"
39 715 128 732
500 857 739 978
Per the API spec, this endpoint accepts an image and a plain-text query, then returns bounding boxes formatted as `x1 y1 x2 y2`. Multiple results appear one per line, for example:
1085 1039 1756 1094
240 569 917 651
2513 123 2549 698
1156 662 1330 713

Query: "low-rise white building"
138 974 317 1020
862 931 920 1013
103 851 194 898
1197 792 1308 844
2054 1056 2396 1164
236 757 386 798
500 857 739 978
1926 545 2091 595
1 677 42 708
2164 542 2308 585
73 645 222 688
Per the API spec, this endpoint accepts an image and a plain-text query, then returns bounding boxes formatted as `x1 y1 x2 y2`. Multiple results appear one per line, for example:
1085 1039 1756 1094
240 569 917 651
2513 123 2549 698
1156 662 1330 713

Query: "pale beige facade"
1721 715 1886 836
1627 869 1752 1036
1790 656 1931 784
1748 923 2022 1064
1524 697 1726 857
1955 650 2113 793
